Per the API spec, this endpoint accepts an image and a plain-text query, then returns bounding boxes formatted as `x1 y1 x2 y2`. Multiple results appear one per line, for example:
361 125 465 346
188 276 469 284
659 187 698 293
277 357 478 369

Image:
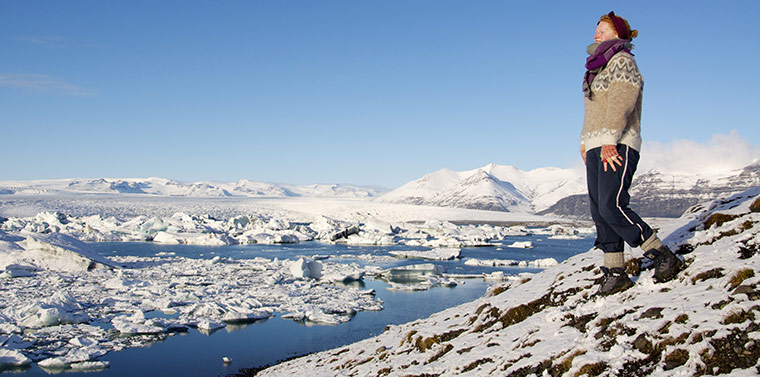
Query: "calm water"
6 234 593 377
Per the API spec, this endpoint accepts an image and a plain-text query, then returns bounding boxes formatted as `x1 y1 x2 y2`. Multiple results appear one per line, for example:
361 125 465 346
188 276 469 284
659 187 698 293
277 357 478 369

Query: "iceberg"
0 349 31 368
389 248 461 260
506 241 533 248
464 257 558 268
195 319 226 333
37 345 108 370
111 311 166 335
379 263 446 284
289 257 323 279
329 225 360 241
21 232 118 272
221 308 273 323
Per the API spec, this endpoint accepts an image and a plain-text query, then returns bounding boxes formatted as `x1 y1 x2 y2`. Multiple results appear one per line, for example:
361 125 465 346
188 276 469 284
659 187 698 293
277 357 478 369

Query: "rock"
639 307 664 319
633 333 653 354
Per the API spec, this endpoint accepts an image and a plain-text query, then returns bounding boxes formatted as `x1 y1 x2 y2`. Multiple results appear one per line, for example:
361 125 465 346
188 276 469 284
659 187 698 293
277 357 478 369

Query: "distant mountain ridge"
378 163 586 213
0 177 386 199
4 161 759 218
380 162 760 218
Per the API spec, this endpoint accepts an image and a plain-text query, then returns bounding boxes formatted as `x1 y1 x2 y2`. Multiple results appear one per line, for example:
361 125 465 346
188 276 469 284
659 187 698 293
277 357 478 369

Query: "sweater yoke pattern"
591 54 643 93
581 52 644 153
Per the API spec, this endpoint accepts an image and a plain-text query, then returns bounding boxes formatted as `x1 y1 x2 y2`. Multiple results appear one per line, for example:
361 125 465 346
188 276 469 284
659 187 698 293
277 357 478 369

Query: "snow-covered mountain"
0 177 385 199
542 161 760 218
380 162 760 218
378 163 587 213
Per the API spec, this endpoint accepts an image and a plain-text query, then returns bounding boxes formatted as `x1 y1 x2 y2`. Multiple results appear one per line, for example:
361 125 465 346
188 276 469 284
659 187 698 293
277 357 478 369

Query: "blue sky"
2 1 758 188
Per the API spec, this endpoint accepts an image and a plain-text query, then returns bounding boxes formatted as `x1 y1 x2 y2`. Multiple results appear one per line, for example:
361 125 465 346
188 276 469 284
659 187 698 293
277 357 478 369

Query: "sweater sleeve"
601 55 643 145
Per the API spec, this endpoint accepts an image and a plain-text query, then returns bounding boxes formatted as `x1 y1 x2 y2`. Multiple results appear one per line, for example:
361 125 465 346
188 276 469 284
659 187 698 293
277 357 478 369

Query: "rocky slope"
251 187 760 376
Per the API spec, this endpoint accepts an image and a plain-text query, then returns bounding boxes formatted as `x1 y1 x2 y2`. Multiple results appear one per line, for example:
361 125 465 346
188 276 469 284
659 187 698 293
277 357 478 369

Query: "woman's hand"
600 144 623 172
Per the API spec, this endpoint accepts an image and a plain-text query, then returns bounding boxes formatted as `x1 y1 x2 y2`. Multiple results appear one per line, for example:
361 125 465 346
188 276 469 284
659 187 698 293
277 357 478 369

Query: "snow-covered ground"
256 187 760 376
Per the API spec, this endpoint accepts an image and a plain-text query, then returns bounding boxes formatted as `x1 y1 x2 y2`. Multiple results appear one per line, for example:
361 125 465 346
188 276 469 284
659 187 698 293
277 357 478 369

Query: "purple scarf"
583 39 633 98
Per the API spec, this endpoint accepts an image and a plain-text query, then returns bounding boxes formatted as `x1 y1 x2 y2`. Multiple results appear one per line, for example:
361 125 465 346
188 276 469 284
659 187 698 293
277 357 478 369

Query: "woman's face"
594 21 618 43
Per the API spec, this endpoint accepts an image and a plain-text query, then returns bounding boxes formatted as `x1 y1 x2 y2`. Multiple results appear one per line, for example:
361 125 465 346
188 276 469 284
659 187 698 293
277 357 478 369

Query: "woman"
580 11 682 295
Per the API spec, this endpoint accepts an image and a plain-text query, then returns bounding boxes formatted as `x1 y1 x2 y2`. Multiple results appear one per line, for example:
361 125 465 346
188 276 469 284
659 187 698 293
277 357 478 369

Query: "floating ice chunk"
185 233 233 246
239 232 299 244
69 361 110 371
111 312 165 334
384 275 458 291
344 232 396 245
221 308 272 323
152 231 181 244
19 305 79 328
532 258 558 267
380 263 445 283
464 257 557 268
289 258 322 279
69 337 98 347
320 262 365 283
0 348 31 368
484 271 506 280
21 232 117 272
548 234 582 240
37 345 107 369
507 241 533 248
1 263 37 278
465 258 518 267
195 319 226 332
362 218 399 234
304 308 344 325
389 248 461 260
329 225 360 241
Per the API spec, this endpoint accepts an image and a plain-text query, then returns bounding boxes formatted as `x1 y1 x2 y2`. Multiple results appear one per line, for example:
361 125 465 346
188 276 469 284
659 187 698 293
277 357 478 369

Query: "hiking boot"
596 266 634 296
644 245 684 283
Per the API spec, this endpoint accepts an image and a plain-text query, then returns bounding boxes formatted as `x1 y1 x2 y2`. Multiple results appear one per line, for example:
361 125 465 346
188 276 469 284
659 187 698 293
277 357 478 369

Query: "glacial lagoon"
4 234 593 377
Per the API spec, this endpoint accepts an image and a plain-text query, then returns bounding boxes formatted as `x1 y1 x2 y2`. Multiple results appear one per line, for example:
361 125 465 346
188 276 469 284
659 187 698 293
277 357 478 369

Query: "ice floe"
0 204 580 371
0 231 388 369
506 240 533 248
0 348 31 368
1 211 585 250
388 247 461 260
464 257 558 267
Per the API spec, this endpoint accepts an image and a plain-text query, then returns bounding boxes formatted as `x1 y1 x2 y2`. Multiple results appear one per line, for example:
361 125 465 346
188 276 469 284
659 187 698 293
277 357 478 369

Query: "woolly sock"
603 252 625 269
640 233 664 252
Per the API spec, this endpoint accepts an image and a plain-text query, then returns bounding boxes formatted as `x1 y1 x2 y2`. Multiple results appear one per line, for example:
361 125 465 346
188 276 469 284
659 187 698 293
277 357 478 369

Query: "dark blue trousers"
586 144 654 253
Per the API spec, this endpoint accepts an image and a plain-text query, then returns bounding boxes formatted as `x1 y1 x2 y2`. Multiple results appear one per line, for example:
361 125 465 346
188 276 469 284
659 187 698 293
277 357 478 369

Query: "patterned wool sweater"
581 51 644 152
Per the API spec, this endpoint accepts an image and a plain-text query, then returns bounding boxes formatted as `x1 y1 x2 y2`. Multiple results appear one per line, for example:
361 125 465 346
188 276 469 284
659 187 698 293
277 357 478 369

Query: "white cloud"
639 131 760 175
0 73 95 96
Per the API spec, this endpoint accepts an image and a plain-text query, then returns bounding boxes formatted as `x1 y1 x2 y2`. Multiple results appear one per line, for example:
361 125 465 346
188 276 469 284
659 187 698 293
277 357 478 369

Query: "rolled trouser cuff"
603 251 625 269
